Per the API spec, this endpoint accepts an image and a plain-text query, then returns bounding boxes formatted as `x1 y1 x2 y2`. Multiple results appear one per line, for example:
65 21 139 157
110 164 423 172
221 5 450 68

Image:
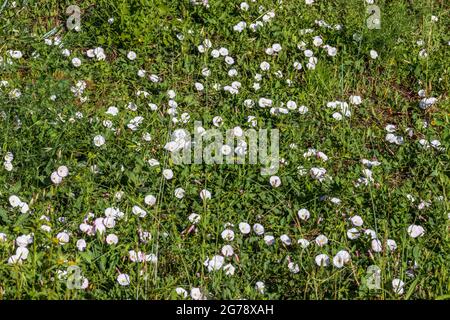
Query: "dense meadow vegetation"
0 0 449 299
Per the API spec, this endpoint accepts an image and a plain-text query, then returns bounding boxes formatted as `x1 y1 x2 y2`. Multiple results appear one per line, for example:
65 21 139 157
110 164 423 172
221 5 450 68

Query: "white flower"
419 97 437 109
260 61 270 71
370 50 378 59
364 229 378 239
221 245 234 257
233 21 247 32
240 2 249 11
350 215 363 227
50 171 63 185
286 100 297 110
349 95 362 105
127 51 137 60
71 57 82 67
194 82 204 91
386 239 397 251
175 287 188 298
288 262 300 273
76 239 87 251
221 229 235 241
93 135 105 147
392 279 405 295
212 116 223 127
41 224 52 232
174 188 185 199
117 273 130 286
315 254 330 267
0 233 7 242
385 124 396 133
225 56 234 65
106 106 119 116
16 246 29 260
137 69 146 77
407 225 425 238
9 195 21 208
9 50 23 59
163 169 174 180
347 228 360 240
297 208 310 221
255 281 265 294
280 234 292 245
188 213 201 224
327 46 337 56
223 263 236 276
315 234 328 247
16 234 33 247
104 217 116 228
132 205 147 218
216 48 228 57
269 176 281 187
239 222 251 234
310 167 327 181
298 105 309 114
264 235 275 245
190 287 203 300
253 223 265 235
258 98 273 108
106 234 119 245
304 49 313 57
371 239 383 252
298 238 310 248
200 189 211 200
57 166 69 178
56 232 70 245
8 255 21 264
333 250 351 268
211 49 220 58
144 195 157 206
207 255 225 272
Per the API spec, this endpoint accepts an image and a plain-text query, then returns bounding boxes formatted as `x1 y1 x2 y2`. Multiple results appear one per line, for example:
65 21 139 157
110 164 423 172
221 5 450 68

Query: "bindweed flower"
269 176 281 187
407 225 425 238
298 238 310 248
297 208 310 221
221 229 235 241
93 135 105 147
76 239 87 251
200 189 211 200
117 273 130 286
350 215 363 227
239 222 251 234
315 234 328 247
253 223 265 235
264 235 275 245
127 51 137 60
56 232 70 245
371 239 383 252
280 234 292 246
392 279 405 295
144 195 157 206
190 287 203 300
333 250 350 268
106 234 118 245
175 287 188 298
315 254 330 267
255 281 265 294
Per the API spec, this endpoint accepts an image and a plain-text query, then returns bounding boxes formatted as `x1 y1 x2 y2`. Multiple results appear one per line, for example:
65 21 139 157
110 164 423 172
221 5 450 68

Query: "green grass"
0 0 449 299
